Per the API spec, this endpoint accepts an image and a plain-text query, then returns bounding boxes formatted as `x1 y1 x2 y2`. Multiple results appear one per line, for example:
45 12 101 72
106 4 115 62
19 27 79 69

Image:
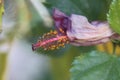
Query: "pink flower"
32 8 119 51
53 9 114 46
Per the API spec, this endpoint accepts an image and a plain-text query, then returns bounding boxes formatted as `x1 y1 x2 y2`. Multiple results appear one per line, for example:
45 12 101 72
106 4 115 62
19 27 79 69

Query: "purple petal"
70 38 110 46
66 14 114 46
53 8 71 34
52 9 120 46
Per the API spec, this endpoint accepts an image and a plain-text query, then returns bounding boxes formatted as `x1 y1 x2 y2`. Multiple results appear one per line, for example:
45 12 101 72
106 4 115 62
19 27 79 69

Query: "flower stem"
112 42 117 54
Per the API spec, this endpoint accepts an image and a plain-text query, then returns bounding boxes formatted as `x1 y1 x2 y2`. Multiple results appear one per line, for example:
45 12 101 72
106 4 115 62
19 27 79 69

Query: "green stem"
112 42 117 54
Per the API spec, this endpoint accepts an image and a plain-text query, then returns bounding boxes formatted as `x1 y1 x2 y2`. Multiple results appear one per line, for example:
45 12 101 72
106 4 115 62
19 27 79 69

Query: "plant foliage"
70 51 120 80
108 0 120 34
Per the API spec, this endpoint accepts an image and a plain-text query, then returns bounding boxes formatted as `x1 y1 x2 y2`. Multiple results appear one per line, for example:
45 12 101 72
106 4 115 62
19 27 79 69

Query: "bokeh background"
0 0 120 80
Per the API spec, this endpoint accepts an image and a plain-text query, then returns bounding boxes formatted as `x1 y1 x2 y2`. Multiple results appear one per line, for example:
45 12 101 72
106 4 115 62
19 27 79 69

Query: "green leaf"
70 0 111 21
45 0 111 21
70 51 120 80
44 0 83 15
107 0 120 34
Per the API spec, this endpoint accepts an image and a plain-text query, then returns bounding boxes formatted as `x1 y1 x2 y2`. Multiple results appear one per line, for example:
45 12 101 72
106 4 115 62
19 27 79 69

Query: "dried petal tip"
32 30 69 51
53 8 70 34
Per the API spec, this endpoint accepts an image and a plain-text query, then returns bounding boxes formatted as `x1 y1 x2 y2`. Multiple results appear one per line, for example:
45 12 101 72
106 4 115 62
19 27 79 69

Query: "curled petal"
70 38 110 46
66 14 114 46
53 8 71 34
53 9 120 46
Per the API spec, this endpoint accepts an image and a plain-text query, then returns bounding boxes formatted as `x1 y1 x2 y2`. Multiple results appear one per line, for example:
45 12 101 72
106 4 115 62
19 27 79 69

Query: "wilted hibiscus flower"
32 8 117 51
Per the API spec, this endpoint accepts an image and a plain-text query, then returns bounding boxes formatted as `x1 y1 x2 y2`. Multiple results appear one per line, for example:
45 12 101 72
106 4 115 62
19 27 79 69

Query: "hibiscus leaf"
70 51 120 80
43 0 84 15
70 0 111 21
107 0 120 34
44 0 111 21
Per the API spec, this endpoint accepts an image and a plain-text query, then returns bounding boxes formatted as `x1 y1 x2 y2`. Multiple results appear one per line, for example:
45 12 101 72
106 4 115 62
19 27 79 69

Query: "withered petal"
53 8 71 34
53 9 120 46
66 14 114 45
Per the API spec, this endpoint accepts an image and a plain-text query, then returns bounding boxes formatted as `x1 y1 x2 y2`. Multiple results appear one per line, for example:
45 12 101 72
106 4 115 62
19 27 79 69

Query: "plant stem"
112 42 117 54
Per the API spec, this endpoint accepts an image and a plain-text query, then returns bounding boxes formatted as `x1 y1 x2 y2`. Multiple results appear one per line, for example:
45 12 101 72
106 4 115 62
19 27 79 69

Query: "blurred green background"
1 0 120 80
